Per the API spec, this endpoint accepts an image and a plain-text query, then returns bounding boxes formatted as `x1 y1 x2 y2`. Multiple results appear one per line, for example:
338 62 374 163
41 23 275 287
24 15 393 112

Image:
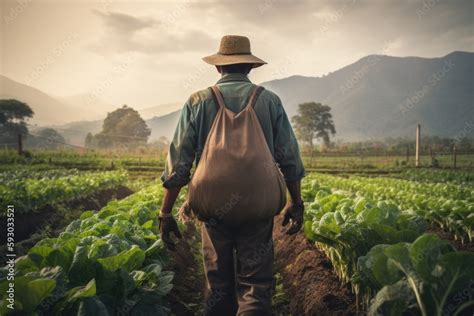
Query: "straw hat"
203 35 267 68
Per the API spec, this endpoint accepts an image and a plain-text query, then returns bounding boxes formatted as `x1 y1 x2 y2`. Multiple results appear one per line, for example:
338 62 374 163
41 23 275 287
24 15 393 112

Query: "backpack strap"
210 86 225 110
247 86 265 109
210 85 265 111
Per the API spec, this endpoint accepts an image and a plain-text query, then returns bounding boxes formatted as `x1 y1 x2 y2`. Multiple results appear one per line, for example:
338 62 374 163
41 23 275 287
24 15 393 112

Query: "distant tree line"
290 101 473 156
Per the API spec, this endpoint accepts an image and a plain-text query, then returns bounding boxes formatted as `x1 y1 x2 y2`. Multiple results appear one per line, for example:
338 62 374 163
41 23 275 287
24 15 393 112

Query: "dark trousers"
201 219 274 316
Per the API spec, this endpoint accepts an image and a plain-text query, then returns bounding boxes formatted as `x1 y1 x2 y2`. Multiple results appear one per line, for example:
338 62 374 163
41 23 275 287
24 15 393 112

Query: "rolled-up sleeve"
161 100 197 188
273 98 305 181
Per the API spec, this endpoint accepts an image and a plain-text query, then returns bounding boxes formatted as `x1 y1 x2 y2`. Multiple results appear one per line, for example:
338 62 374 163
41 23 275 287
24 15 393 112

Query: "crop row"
0 170 128 214
394 169 474 184
306 174 473 242
0 184 176 315
302 174 474 315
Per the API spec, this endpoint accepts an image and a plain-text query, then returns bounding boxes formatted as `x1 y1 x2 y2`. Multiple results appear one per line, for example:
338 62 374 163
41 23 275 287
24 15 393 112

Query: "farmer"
159 35 305 316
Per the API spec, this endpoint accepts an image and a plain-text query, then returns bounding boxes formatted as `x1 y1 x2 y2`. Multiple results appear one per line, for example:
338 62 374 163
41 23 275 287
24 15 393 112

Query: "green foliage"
292 102 336 148
310 173 474 242
0 169 127 214
27 128 67 149
86 105 151 148
367 235 474 316
302 173 474 315
0 184 176 315
0 99 34 147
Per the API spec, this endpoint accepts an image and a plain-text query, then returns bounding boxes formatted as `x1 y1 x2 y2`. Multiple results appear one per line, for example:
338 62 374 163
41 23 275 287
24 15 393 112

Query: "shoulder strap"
247 86 265 109
210 86 225 109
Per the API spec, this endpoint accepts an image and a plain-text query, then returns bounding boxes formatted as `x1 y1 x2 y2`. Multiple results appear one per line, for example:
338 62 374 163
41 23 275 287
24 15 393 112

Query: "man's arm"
272 95 305 234
160 186 182 215
282 180 304 235
158 186 183 251
159 99 197 250
286 180 302 205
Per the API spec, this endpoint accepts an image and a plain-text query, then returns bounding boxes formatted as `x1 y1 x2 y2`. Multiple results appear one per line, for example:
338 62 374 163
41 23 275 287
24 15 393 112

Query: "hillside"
147 110 181 141
0 75 87 124
3 51 472 144
261 51 474 141
139 103 182 119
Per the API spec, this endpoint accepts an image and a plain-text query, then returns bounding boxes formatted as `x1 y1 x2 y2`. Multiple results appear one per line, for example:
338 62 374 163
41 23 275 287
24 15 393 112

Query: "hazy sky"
1 0 472 109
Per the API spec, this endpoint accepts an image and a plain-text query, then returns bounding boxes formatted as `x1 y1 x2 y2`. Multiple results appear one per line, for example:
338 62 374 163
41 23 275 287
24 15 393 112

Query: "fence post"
406 145 409 163
17 134 23 155
452 146 457 169
415 124 421 167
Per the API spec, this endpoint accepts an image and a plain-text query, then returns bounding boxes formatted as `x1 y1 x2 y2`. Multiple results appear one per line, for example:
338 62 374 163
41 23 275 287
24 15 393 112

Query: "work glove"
282 201 304 235
158 214 182 251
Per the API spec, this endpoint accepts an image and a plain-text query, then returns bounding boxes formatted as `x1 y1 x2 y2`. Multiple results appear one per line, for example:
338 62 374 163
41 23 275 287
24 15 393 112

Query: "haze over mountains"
0 75 182 124
1 51 472 145
261 51 473 141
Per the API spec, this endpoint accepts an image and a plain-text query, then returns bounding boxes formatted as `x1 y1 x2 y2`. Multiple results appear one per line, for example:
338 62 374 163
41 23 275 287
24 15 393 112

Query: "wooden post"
415 124 421 167
406 145 409 163
17 134 23 155
453 146 457 169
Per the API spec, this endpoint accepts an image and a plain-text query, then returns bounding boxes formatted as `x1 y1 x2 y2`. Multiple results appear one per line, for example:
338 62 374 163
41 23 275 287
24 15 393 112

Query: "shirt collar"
216 73 251 84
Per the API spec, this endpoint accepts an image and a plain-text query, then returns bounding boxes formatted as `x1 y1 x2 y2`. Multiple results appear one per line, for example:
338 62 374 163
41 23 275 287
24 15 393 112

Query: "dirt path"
167 223 205 315
273 214 357 316
0 185 133 255
167 217 358 316
427 224 474 252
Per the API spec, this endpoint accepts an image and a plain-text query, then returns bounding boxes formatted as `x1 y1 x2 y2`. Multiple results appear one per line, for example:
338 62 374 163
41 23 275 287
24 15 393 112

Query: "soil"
427 224 474 252
166 215 361 316
166 222 205 316
0 185 133 250
273 214 357 316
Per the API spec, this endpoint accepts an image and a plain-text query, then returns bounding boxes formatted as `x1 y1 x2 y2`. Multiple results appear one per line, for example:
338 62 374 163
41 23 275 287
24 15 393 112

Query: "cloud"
94 10 157 32
89 10 215 56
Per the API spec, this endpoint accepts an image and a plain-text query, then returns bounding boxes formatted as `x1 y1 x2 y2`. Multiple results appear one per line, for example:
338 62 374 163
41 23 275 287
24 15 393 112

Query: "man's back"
158 35 306 316
161 73 304 188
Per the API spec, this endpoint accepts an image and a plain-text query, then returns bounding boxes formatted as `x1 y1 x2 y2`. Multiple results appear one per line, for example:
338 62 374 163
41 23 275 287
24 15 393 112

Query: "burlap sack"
188 85 287 226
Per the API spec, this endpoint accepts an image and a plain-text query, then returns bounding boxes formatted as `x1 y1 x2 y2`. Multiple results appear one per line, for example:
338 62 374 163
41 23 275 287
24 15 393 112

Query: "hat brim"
202 53 266 68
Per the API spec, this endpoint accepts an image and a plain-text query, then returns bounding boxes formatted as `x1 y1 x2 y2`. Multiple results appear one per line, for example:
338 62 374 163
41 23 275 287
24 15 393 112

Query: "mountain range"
260 51 473 141
1 51 472 145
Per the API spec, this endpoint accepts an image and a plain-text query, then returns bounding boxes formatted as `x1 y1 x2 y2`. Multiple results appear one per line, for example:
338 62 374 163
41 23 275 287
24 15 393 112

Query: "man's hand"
282 201 304 235
158 214 182 251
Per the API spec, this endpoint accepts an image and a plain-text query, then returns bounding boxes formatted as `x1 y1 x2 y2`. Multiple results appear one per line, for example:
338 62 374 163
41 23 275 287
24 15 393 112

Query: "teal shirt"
161 73 305 188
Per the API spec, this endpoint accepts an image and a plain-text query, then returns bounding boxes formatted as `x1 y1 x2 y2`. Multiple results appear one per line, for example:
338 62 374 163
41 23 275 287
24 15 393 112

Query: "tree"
0 99 34 147
292 102 336 164
27 128 66 149
85 105 150 148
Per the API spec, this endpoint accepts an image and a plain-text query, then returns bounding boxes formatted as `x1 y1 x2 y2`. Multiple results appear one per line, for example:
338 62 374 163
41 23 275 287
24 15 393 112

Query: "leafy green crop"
303 178 427 307
0 170 127 215
362 234 474 316
302 174 474 315
0 184 176 315
309 173 474 242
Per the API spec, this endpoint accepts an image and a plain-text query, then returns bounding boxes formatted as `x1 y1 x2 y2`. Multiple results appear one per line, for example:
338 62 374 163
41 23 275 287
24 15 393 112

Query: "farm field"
1 150 473 315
